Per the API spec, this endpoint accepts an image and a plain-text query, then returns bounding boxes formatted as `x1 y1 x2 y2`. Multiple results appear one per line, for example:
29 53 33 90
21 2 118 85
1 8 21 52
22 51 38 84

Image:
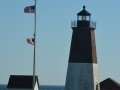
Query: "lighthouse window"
82 16 87 21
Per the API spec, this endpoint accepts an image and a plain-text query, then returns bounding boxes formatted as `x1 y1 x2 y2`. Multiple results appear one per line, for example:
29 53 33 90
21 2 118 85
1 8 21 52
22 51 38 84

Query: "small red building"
100 78 120 90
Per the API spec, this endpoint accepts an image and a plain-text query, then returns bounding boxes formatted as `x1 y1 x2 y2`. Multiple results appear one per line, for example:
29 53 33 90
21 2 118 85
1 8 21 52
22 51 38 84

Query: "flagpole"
33 0 36 89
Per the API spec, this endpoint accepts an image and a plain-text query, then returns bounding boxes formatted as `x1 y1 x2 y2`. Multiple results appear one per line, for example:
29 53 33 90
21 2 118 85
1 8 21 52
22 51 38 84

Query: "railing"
71 20 77 27
90 21 96 28
71 20 96 28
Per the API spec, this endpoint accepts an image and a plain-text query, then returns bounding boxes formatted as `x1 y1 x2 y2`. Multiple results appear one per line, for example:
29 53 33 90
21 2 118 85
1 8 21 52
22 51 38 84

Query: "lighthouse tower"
65 6 99 90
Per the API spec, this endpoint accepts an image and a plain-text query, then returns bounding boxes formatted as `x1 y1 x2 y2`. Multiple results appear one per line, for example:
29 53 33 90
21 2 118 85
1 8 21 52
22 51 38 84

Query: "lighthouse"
65 6 99 90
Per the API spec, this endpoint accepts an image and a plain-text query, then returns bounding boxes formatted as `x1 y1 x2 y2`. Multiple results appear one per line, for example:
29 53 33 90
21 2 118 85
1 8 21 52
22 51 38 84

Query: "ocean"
0 84 64 90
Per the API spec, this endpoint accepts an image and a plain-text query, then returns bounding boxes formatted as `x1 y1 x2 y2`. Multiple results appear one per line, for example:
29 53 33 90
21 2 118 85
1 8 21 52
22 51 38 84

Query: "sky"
0 0 120 85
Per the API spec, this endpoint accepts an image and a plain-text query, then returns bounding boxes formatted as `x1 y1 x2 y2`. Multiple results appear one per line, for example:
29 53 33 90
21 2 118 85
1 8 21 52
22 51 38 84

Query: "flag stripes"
24 6 35 13
26 38 35 45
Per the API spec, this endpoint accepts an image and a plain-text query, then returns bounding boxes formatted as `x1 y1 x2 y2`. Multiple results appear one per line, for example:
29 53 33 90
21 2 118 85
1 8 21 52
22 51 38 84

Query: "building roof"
100 78 120 90
77 6 91 16
7 75 39 89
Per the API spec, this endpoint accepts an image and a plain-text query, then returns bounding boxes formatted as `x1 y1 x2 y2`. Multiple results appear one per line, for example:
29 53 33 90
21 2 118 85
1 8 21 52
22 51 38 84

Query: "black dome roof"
77 6 91 16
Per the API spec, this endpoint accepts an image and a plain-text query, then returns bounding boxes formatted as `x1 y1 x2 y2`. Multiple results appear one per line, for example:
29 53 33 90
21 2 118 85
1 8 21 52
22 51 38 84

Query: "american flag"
26 38 34 45
24 6 35 13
